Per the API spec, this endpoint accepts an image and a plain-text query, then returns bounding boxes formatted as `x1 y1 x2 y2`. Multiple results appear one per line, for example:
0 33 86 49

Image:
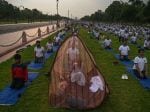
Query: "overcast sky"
6 0 146 18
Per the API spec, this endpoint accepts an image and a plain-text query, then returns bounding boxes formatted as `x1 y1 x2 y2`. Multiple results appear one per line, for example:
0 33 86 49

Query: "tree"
105 1 123 22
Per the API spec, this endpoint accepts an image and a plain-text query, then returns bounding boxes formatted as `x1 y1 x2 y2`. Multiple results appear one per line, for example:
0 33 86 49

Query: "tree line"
81 0 150 23
0 0 67 23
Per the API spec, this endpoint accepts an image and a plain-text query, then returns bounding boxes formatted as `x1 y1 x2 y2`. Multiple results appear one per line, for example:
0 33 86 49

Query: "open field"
0 27 150 112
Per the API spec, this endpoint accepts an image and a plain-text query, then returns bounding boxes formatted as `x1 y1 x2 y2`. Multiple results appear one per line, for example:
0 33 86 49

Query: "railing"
0 22 65 57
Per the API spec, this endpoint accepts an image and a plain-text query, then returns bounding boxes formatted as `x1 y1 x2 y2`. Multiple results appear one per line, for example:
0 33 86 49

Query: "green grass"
79 28 150 112
0 27 150 112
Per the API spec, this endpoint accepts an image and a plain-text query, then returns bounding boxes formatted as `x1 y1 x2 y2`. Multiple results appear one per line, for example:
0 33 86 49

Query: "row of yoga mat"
106 48 150 90
96 32 150 89
0 36 64 106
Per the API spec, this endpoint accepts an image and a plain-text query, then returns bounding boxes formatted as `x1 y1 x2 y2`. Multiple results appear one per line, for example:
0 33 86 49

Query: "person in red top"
10 54 28 89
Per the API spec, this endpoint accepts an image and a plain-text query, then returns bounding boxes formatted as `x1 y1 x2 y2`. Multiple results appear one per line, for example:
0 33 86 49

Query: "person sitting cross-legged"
34 41 45 63
119 41 130 61
133 49 148 79
46 39 53 53
54 34 61 46
130 34 137 44
10 54 28 89
144 37 150 50
103 37 112 49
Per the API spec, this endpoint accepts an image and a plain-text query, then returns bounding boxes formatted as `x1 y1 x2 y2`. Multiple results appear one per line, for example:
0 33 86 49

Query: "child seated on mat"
46 39 53 53
103 37 112 49
119 41 130 61
34 41 45 63
133 49 148 79
10 54 28 89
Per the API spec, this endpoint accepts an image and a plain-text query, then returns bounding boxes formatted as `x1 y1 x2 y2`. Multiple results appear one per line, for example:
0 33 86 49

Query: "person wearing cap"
133 49 148 79
10 54 28 89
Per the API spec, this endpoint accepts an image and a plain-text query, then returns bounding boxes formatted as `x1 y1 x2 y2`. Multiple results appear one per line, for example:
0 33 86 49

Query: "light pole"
68 9 69 24
56 0 59 28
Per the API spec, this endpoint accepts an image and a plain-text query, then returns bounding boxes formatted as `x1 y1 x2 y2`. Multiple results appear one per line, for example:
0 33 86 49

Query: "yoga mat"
0 72 39 106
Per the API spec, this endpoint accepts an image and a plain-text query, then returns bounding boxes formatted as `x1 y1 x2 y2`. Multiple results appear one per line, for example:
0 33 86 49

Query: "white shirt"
67 48 79 61
104 39 112 46
55 36 60 43
34 46 44 57
131 36 137 42
46 42 53 50
120 29 125 36
124 33 129 39
133 56 147 71
144 40 150 47
119 45 130 55
89 76 104 92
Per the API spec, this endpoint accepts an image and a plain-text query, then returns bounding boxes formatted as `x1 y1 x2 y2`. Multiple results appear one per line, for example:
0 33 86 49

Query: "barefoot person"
133 49 148 79
10 54 28 89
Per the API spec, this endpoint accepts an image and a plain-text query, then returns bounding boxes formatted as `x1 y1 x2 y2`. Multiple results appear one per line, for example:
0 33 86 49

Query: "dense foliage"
0 0 67 23
81 0 150 23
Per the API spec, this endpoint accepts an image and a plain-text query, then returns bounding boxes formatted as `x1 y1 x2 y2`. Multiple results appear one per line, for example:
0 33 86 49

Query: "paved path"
0 22 65 63
0 21 56 34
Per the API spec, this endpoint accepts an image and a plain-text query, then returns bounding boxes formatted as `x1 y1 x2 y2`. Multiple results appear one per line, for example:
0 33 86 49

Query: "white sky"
6 0 132 18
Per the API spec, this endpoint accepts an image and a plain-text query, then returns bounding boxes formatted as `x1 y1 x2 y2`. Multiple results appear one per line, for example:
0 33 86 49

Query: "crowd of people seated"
84 22 149 80
10 30 66 90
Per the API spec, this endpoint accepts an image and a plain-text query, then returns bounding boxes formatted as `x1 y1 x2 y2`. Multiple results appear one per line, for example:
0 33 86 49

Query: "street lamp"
56 0 59 28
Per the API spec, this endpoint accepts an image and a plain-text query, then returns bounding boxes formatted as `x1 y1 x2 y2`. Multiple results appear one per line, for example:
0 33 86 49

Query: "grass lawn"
0 27 150 112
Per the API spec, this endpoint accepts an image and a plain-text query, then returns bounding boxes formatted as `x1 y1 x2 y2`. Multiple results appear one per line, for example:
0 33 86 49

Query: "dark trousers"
120 55 129 61
144 47 150 50
133 70 147 79
10 78 25 89
35 57 44 63
131 41 137 44
104 46 111 49
47 49 53 53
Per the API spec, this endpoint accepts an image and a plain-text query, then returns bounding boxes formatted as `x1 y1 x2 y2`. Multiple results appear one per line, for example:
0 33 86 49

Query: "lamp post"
68 9 69 24
56 0 59 28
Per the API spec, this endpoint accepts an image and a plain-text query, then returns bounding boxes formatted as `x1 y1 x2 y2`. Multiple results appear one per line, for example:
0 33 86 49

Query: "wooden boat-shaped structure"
49 35 109 110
